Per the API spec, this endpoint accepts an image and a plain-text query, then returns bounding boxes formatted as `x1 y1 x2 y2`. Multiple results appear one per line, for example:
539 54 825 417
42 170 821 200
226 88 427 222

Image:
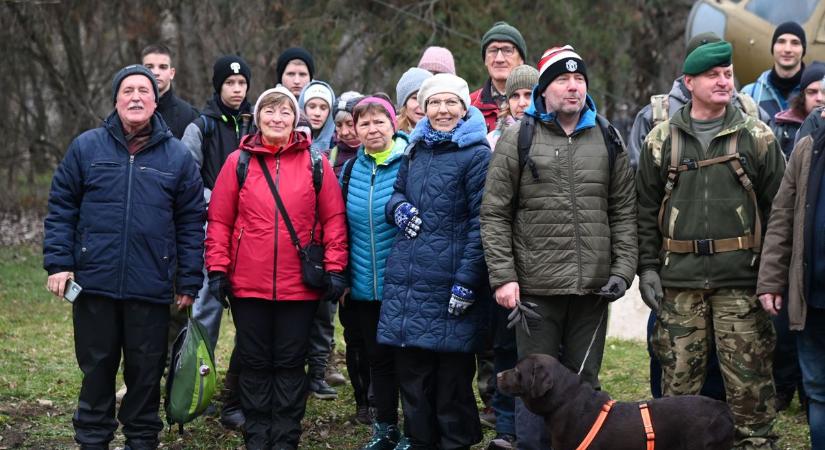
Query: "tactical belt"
657 125 762 256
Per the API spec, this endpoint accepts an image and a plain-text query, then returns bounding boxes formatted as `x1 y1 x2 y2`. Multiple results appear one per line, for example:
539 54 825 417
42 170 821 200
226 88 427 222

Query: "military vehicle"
687 0 825 85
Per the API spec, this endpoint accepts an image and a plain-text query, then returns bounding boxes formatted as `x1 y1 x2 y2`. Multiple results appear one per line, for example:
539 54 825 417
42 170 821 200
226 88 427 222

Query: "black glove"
639 270 664 312
598 275 628 302
208 271 231 308
321 272 347 303
506 300 541 336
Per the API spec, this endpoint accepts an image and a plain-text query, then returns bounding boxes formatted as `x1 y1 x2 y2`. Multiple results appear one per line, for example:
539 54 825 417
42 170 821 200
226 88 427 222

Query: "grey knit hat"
481 21 527 61
396 67 433 109
505 65 539 99
112 64 158 104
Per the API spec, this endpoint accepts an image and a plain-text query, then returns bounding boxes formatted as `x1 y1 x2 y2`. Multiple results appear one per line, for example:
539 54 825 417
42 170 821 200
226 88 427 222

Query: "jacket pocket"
230 227 245 275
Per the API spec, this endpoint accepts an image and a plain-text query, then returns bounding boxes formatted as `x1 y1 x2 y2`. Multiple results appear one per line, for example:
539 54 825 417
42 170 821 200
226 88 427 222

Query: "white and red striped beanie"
536 45 588 93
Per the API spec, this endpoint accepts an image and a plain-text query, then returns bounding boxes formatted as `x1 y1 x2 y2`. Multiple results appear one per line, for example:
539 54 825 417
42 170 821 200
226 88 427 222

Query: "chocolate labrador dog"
498 354 734 450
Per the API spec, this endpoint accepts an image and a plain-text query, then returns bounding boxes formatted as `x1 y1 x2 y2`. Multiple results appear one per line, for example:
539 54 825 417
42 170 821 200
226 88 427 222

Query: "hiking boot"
393 435 411 450
486 433 516 450
308 376 338 400
360 422 400 450
220 373 246 431
479 406 496 429
325 364 347 387
352 405 372 425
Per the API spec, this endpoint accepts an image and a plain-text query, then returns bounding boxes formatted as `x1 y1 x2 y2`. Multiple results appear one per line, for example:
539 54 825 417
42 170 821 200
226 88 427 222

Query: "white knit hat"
301 82 334 108
254 85 300 128
416 73 471 111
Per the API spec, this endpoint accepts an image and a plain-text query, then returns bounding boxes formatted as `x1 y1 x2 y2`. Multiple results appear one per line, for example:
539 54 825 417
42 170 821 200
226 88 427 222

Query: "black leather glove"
321 272 347 303
598 275 628 302
208 271 231 308
639 270 664 312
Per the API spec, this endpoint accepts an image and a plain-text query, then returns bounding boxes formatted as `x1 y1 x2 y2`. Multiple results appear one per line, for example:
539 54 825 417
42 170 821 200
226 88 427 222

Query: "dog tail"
703 403 735 450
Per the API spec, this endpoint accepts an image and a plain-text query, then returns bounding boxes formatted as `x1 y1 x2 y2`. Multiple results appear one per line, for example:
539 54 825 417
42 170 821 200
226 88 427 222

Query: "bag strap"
236 150 251 189
256 154 303 252
657 124 681 236
341 157 356 203
517 115 539 180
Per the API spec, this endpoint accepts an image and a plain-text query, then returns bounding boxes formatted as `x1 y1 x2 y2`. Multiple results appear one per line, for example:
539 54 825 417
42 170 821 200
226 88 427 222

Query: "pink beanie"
418 46 456 75
354 96 398 131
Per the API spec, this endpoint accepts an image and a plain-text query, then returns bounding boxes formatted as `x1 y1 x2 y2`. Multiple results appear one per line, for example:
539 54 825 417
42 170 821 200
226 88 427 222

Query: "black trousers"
72 294 169 448
396 347 481 450
231 297 317 450
338 296 372 409
345 300 399 424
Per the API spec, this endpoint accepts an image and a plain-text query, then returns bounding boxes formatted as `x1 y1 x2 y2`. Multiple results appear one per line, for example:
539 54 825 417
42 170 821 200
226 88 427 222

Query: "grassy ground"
0 245 811 449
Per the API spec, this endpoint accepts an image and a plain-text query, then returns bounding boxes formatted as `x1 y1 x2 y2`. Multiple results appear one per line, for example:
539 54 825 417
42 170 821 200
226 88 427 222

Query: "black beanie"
112 64 158 104
800 61 825 90
772 21 807 56
276 47 315 84
212 55 252 94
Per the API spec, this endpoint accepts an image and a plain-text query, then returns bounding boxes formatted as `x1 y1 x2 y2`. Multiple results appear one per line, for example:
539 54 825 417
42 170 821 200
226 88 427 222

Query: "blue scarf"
422 119 465 147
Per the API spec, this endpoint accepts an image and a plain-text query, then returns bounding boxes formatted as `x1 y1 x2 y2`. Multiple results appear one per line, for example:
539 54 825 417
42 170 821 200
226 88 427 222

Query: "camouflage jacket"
637 102 785 288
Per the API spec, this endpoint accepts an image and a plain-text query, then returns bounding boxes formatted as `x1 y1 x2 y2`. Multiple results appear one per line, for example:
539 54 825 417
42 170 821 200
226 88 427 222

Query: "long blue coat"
43 112 205 304
377 106 491 353
342 134 408 302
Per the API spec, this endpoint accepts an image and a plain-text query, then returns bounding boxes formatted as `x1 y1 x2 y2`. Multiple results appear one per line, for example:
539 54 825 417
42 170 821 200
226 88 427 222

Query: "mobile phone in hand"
64 279 82 303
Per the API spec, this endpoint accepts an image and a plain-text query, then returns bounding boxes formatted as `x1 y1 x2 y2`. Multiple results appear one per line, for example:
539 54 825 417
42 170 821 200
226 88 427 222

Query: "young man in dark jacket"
43 65 204 449
180 54 253 430
141 44 198 139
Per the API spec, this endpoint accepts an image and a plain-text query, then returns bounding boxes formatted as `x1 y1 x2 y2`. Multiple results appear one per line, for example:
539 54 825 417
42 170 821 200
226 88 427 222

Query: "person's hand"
208 271 231 308
598 275 627 302
495 281 520 309
393 202 423 239
639 270 664 311
448 284 475 316
759 293 783 316
47 271 74 298
322 272 347 302
175 294 194 310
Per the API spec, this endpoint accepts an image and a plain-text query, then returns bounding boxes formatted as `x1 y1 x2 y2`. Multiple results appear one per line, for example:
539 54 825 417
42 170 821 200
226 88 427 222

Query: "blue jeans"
798 306 825 450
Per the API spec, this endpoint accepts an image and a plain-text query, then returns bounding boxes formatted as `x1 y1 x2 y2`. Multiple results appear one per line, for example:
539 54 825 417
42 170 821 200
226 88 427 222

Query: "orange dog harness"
574 400 656 450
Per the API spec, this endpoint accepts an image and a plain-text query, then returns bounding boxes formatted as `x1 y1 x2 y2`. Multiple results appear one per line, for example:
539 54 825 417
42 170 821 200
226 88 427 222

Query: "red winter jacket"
206 131 348 301
470 79 501 132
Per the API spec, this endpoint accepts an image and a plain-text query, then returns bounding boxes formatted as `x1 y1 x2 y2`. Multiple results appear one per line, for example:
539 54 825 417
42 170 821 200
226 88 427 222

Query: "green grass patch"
0 245 811 448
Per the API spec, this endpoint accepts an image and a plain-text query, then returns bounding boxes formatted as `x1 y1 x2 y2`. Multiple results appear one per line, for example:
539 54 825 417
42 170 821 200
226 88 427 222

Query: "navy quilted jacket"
43 111 205 304
377 106 492 353
342 134 408 302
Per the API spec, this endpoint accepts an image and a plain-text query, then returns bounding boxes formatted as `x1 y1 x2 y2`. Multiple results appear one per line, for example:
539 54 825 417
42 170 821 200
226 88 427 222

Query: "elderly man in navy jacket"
43 65 204 450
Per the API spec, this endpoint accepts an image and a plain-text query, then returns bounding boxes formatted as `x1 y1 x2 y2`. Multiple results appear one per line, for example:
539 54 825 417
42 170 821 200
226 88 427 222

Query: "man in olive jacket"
481 44 636 390
637 41 785 450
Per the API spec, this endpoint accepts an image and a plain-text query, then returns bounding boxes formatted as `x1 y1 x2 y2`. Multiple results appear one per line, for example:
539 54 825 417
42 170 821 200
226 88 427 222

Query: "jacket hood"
670 76 692 104
103 110 172 149
525 86 597 134
774 107 806 125
409 105 489 148
298 80 337 152
239 129 311 155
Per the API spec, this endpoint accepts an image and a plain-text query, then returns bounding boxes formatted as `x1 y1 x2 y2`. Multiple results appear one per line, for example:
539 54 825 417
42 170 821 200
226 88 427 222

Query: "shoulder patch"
643 119 672 167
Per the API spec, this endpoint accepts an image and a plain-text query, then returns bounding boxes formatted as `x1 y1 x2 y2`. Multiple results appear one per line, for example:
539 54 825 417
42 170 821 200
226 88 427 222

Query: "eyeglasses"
486 45 517 57
426 98 462 110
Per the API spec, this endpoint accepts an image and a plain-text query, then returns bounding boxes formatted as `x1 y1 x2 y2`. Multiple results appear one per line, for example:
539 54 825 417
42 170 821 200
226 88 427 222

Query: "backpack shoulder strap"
341 157 356 203
517 115 539 180
196 114 215 138
657 124 682 236
310 149 323 196
736 92 760 119
595 113 624 174
236 149 251 189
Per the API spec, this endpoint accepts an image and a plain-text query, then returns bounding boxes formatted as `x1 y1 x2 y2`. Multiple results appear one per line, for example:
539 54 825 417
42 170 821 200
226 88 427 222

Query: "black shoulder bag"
256 154 327 289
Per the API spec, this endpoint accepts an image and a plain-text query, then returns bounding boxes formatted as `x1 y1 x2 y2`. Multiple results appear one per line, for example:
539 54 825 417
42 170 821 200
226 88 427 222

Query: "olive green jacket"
637 102 785 288
481 119 637 296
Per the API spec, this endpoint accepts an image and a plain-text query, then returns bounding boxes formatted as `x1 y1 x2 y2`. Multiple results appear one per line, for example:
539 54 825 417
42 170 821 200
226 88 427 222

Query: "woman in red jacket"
205 85 348 449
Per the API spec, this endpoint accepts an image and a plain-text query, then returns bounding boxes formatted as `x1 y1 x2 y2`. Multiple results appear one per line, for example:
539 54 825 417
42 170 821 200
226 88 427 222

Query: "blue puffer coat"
342 134 408 302
377 106 492 353
43 111 205 304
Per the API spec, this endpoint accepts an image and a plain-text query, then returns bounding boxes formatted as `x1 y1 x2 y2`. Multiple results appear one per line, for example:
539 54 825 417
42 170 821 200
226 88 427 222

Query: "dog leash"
577 304 606 375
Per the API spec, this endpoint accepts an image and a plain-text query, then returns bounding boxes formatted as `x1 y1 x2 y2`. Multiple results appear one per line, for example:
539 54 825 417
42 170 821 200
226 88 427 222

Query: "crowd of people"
41 17 824 450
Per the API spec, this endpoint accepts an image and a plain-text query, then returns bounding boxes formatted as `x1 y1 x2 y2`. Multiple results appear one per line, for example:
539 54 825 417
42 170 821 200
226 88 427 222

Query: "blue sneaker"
360 422 399 450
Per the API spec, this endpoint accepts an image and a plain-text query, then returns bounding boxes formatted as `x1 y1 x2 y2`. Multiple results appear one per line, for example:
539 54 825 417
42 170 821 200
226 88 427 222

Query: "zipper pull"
555 149 559 158
129 155 134 164
568 136 572 144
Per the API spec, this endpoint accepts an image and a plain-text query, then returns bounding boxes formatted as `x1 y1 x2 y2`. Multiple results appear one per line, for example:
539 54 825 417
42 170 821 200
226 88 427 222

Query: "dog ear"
528 355 554 399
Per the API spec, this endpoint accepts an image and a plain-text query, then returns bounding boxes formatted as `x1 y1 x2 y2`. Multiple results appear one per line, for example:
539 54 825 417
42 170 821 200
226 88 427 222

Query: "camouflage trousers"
652 288 777 450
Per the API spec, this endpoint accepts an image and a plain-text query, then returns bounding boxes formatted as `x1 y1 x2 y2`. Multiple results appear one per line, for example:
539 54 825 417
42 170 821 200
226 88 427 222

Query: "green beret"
683 41 733 75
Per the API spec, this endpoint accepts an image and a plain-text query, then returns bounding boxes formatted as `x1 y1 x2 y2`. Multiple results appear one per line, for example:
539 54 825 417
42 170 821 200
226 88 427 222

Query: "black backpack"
517 113 624 181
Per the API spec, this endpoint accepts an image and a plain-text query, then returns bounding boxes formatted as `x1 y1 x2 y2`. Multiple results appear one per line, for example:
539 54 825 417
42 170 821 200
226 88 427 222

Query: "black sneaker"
352 405 372 425
486 433 516 450
308 376 338 400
